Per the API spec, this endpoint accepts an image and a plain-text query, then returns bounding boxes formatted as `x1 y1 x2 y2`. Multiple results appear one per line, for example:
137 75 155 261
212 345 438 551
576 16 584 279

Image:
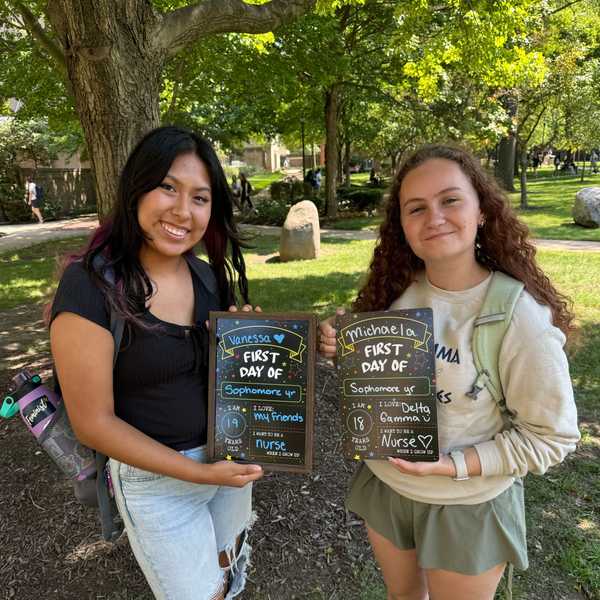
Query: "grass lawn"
328 171 600 242
248 170 285 192
509 174 600 241
1 235 598 599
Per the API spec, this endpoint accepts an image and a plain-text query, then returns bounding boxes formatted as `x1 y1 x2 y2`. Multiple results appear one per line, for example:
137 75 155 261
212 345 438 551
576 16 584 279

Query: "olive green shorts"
346 463 528 575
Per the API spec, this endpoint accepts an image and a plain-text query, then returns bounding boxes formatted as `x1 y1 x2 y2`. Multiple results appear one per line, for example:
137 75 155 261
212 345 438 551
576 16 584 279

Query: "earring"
478 217 486 228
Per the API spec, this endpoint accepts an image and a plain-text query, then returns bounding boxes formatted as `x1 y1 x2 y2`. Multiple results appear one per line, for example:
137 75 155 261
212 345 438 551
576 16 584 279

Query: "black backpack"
51 253 220 541
35 184 44 202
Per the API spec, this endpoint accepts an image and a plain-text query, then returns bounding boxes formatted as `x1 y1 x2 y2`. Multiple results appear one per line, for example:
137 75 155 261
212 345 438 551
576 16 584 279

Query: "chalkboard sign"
336 309 438 461
208 312 316 473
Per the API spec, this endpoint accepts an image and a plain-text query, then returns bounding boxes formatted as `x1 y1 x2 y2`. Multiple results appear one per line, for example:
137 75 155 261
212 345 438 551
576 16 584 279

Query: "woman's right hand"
319 307 345 359
202 461 263 487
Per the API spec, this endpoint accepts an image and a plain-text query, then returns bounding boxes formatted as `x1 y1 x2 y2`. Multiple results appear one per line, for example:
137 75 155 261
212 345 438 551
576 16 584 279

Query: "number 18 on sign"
336 309 439 461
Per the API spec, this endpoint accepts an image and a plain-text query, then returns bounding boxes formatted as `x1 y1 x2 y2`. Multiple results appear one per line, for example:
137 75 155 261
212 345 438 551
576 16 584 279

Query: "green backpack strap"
468 271 523 600
467 271 524 414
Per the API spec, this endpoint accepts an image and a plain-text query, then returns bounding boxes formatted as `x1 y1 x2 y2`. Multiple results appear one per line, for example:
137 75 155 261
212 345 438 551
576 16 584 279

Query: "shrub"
244 197 289 226
0 182 31 222
41 195 64 221
269 181 319 209
340 188 383 212
270 181 289 202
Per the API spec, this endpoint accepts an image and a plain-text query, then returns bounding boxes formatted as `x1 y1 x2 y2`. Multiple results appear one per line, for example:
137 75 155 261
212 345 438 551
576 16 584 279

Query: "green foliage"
270 180 314 203
0 2 76 129
0 117 76 222
338 186 383 212
244 196 290 225
244 180 321 225
0 181 30 222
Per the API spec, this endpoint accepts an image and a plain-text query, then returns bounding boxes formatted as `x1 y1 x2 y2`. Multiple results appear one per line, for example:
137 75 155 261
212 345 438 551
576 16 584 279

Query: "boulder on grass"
279 200 320 261
573 187 600 228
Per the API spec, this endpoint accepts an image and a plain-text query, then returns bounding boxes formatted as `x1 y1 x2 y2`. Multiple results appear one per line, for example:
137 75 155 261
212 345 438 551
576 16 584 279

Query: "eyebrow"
164 173 211 193
402 186 462 206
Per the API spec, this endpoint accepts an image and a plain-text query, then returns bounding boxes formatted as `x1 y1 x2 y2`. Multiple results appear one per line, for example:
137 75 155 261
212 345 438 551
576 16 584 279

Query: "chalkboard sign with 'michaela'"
208 312 316 473
336 309 439 462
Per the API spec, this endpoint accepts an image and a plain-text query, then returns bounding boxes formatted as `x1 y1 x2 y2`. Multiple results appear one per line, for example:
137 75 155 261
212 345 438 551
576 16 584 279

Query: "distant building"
240 140 289 172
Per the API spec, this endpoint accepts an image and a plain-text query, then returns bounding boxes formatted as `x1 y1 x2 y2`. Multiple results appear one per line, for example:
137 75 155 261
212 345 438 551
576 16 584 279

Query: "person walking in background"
231 174 242 209
25 175 44 223
553 153 561 175
314 168 322 192
591 150 598 174
239 172 254 212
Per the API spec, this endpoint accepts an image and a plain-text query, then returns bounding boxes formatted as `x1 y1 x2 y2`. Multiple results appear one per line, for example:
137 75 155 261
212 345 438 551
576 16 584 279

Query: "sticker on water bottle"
22 395 56 428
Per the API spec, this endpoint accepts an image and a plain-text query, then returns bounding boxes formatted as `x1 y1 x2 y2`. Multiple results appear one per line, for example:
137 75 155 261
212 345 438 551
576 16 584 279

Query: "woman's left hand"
387 454 455 477
228 304 262 312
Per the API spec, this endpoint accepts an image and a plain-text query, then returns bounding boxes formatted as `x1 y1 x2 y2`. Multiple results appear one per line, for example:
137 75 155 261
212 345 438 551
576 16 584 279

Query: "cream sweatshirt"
365 272 580 505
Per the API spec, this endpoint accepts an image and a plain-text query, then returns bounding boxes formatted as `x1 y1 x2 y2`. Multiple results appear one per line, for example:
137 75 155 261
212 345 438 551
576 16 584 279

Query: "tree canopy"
1 0 599 215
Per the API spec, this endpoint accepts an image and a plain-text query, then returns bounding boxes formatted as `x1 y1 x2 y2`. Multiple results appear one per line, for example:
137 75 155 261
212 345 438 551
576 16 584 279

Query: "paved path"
1 216 600 253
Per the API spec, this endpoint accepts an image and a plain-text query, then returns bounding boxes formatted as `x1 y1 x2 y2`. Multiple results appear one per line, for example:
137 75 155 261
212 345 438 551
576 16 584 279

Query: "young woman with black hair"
320 145 579 600
49 126 262 600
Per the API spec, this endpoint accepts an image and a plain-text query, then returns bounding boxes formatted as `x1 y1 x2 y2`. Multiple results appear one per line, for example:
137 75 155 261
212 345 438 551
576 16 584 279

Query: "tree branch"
11 1 66 71
524 106 547 146
156 0 316 57
548 0 586 16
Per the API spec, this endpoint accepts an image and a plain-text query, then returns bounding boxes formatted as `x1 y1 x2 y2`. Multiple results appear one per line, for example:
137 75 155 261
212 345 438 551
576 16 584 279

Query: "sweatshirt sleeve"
474 295 580 477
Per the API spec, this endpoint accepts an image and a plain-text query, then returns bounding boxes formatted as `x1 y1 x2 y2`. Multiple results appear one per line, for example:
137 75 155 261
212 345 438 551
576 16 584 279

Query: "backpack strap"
466 272 524 416
90 255 125 542
184 253 220 300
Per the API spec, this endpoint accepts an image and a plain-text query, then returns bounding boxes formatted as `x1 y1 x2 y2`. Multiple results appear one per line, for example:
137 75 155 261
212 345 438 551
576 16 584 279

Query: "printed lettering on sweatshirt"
434 343 460 364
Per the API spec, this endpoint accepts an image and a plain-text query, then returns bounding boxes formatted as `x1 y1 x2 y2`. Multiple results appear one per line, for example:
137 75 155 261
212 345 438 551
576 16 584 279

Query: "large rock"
573 187 600 228
279 200 320 261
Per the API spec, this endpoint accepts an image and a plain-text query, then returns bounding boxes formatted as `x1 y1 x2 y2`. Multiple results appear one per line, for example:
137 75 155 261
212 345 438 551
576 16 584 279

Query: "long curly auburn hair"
353 144 574 336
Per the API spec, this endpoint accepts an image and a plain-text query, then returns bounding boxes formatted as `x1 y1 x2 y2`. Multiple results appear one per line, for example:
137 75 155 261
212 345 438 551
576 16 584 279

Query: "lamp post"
301 118 306 180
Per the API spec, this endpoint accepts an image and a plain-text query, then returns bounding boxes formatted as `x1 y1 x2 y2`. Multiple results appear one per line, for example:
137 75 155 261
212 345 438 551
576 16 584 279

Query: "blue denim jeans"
109 446 254 600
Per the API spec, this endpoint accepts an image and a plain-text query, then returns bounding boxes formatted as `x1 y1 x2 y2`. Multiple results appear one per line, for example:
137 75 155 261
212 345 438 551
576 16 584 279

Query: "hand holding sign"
319 307 345 359
202 460 264 487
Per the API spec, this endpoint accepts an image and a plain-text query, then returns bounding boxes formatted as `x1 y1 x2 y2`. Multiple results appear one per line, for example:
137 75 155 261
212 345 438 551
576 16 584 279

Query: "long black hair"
58 126 249 326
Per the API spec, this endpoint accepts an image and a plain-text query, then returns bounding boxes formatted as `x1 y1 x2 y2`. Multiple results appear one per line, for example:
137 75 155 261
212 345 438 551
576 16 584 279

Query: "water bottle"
1 370 59 437
1 371 96 480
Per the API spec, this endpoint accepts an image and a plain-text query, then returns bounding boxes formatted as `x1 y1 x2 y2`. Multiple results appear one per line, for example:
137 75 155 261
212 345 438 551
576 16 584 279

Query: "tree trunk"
496 135 516 192
325 84 340 219
42 0 315 218
344 141 351 189
519 146 528 209
48 2 163 218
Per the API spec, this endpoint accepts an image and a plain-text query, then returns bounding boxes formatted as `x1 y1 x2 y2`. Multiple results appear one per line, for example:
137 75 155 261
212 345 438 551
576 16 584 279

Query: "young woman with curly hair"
320 145 579 600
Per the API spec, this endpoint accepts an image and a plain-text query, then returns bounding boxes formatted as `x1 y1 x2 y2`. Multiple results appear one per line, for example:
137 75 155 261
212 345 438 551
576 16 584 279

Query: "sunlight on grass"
248 171 285 191
510 174 600 242
329 172 600 241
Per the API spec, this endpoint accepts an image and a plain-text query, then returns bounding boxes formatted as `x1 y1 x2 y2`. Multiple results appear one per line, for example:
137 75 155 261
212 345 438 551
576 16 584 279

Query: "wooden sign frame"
336 309 439 462
208 311 316 474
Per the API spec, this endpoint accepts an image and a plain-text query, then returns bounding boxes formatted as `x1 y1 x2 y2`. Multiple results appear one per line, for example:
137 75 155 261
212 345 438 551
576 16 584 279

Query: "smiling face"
137 152 212 262
399 158 483 268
